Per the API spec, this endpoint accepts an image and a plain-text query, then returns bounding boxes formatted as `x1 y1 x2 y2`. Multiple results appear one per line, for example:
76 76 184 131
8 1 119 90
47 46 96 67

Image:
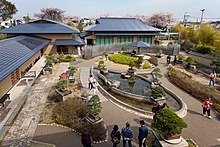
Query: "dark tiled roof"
86 17 162 32
55 38 85 46
0 36 50 81
0 19 80 34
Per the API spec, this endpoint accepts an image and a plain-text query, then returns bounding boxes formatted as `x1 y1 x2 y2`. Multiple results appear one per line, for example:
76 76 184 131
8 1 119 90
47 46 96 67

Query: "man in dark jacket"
138 120 148 147
121 122 133 147
81 129 92 147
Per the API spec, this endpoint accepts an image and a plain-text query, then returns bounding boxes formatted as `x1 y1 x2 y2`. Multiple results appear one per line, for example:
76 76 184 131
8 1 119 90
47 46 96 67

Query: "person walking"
138 120 148 147
173 55 177 65
166 55 171 64
202 97 213 119
92 79 98 95
209 70 216 86
121 122 133 147
81 129 93 147
88 75 94 90
111 125 121 147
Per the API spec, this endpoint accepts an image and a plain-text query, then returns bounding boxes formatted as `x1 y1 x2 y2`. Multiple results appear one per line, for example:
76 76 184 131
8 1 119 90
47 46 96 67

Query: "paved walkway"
3 56 220 147
157 56 220 147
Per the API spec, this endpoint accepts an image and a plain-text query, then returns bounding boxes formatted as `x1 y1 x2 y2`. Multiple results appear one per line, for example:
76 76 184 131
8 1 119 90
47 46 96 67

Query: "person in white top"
92 79 98 95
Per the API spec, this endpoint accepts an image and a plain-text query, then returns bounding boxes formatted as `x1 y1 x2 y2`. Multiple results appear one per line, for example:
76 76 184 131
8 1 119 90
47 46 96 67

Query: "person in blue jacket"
138 120 148 147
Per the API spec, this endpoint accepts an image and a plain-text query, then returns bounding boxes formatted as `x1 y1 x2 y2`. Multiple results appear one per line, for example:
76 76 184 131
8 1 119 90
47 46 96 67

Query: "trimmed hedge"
167 67 220 112
108 53 138 65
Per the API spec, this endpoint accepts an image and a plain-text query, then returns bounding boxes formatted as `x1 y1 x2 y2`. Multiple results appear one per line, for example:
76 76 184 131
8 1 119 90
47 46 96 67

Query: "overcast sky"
9 0 220 21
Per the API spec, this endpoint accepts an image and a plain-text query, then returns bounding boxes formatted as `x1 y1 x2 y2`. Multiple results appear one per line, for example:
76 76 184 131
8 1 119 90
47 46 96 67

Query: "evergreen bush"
151 108 187 136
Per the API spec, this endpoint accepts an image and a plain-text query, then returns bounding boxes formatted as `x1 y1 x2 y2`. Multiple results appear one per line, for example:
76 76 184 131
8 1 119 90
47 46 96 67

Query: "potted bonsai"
127 61 136 75
98 60 108 74
177 54 185 64
151 108 187 140
185 56 195 70
86 95 102 123
67 66 77 83
151 86 165 99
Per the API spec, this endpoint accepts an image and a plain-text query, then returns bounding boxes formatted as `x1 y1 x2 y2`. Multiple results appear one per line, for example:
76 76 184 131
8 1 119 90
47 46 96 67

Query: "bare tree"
147 12 176 30
35 8 65 22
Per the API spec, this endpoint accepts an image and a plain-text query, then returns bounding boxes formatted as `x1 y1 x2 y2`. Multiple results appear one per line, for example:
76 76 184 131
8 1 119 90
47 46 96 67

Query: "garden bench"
0 94 10 107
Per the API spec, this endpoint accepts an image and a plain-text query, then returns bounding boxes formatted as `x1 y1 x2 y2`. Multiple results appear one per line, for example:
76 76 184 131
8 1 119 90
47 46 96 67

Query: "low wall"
98 84 154 117
96 69 187 118
160 84 187 118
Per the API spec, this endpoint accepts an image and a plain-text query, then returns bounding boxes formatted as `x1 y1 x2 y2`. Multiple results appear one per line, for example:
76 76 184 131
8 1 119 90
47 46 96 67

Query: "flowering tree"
35 8 65 22
147 12 176 30
0 0 17 21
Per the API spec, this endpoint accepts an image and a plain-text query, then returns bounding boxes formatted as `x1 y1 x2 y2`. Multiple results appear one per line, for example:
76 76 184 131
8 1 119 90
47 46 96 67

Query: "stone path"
2 62 70 146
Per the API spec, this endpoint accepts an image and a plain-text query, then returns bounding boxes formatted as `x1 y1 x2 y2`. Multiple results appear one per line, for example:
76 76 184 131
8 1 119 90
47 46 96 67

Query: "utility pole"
200 9 205 23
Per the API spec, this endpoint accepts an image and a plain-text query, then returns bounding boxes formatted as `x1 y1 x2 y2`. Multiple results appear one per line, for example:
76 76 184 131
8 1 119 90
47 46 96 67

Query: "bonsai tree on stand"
67 66 77 83
87 95 102 120
151 108 187 140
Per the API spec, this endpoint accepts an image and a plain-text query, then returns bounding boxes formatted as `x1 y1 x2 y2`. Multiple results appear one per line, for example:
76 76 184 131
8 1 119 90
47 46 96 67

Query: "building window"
137 36 152 44
117 36 133 44
96 36 114 45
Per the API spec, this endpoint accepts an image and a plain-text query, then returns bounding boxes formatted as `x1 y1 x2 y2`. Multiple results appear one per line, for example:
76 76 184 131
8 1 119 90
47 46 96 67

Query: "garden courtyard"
1 52 220 147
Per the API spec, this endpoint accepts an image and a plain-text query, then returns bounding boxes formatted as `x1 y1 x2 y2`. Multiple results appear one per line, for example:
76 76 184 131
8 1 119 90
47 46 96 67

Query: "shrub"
151 86 166 99
87 95 102 116
143 62 151 69
148 56 158 66
180 40 194 51
151 108 187 136
59 54 76 62
185 56 194 64
109 54 138 65
194 44 215 55
178 54 185 61
52 97 106 141
56 79 69 90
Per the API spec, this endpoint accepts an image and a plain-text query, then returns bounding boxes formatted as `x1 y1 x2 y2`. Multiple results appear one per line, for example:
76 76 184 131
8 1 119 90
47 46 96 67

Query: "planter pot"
100 69 108 74
163 134 181 140
127 69 136 76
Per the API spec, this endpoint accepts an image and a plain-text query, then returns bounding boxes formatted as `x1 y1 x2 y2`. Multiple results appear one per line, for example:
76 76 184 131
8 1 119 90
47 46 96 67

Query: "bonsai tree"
129 61 136 70
151 108 187 138
98 60 106 70
87 95 102 116
68 66 77 76
56 79 69 90
151 86 165 99
152 68 162 78
185 56 194 65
